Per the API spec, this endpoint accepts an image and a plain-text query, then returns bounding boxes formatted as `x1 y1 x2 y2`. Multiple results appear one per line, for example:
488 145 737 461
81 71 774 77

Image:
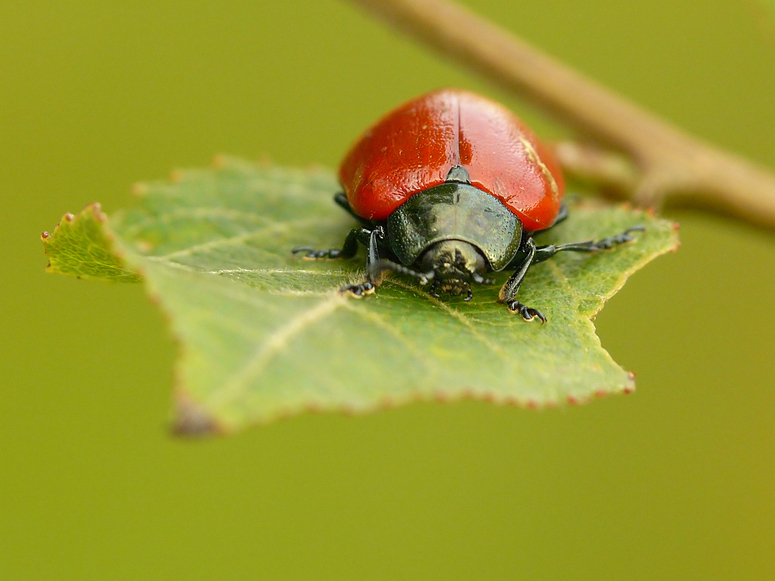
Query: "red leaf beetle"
294 89 642 323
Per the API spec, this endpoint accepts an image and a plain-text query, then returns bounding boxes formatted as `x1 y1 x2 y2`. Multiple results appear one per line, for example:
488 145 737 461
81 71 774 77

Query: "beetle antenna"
368 260 435 285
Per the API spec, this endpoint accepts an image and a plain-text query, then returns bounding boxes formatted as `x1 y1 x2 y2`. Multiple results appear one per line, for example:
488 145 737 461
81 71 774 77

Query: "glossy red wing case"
338 88 565 232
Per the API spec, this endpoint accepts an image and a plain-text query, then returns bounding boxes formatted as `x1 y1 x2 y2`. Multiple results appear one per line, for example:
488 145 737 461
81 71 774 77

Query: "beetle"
293 88 642 323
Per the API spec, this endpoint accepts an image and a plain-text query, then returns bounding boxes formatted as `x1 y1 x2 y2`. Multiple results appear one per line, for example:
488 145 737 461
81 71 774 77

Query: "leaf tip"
623 372 636 394
480 392 498 404
90 202 107 222
433 389 452 403
670 222 681 252
378 395 399 409
171 392 223 437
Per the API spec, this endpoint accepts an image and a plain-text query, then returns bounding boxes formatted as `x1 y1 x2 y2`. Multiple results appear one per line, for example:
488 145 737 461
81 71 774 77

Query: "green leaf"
43 156 679 434
41 203 142 282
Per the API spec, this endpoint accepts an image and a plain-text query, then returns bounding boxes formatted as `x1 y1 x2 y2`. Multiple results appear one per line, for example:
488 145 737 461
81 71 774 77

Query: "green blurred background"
2 0 774 578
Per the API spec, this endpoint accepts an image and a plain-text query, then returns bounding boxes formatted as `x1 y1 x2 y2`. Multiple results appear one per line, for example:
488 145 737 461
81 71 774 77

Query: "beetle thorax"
418 240 487 297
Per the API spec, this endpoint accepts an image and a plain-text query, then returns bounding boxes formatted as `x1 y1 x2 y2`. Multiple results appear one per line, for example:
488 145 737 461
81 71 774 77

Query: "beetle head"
417 240 491 301
367 240 494 302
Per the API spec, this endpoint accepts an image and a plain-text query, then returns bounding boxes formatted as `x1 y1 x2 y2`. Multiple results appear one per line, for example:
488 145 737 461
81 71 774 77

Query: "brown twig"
346 0 775 229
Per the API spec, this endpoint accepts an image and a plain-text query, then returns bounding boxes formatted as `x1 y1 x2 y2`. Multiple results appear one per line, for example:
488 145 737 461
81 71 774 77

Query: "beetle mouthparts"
470 272 494 285
429 278 474 301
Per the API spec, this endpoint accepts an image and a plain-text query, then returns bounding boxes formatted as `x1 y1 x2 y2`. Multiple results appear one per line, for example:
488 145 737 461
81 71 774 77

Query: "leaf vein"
387 279 516 368
546 261 583 302
342 303 438 380
150 217 339 260
119 207 273 236
204 294 347 409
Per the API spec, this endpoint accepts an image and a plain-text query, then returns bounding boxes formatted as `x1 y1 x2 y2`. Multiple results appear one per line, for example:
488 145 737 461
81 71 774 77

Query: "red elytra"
339 88 565 232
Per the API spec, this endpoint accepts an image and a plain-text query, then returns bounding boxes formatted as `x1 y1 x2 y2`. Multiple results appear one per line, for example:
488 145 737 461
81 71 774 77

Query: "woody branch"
347 0 775 229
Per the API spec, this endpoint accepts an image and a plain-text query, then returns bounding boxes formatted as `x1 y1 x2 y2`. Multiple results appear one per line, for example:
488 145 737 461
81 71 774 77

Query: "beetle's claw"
340 281 375 298
506 300 547 324
590 225 645 250
427 281 441 298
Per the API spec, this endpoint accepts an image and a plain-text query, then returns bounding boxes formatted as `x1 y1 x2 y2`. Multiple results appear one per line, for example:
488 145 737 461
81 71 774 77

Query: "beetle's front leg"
498 238 546 323
340 226 387 298
292 227 372 260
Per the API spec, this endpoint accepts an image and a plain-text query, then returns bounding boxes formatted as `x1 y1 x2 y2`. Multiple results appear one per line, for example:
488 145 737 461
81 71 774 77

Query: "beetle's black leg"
532 226 644 264
340 226 386 298
292 227 372 260
291 192 373 259
334 192 373 227
498 238 546 323
551 203 569 227
367 260 434 285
